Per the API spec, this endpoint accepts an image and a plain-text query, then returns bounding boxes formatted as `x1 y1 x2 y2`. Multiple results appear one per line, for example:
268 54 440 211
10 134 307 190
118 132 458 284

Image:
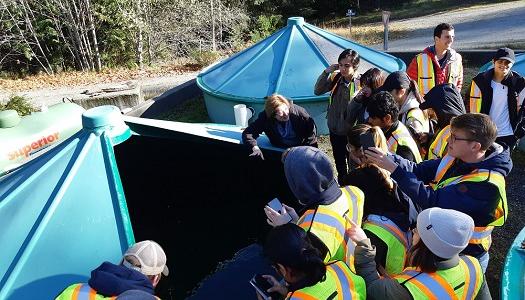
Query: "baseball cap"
494 47 515 64
416 207 474 259
122 240 169 276
379 71 410 92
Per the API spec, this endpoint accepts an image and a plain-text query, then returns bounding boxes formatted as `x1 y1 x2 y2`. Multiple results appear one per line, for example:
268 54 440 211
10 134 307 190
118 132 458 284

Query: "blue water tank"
197 16 406 134
0 106 134 300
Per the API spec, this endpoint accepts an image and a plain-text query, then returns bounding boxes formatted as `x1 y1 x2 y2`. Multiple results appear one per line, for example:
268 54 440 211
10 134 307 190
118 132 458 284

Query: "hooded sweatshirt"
283 146 342 207
389 143 512 256
88 262 155 297
399 90 428 134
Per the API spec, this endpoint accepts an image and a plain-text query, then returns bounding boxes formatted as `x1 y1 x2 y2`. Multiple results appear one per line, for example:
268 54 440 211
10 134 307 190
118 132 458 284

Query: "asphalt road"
372 1 525 51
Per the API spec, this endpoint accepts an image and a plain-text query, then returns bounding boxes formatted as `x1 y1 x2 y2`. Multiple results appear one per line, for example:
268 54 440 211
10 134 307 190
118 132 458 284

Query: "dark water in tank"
114 131 296 299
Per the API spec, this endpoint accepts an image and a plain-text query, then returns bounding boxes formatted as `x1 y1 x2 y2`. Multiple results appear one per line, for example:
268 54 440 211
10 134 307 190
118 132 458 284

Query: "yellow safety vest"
287 261 366 300
56 284 115 300
404 107 430 133
428 125 451 160
430 155 508 251
395 255 483 300
469 81 482 113
297 186 364 270
387 122 423 162
329 72 359 105
362 214 412 275
55 283 160 300
416 52 462 96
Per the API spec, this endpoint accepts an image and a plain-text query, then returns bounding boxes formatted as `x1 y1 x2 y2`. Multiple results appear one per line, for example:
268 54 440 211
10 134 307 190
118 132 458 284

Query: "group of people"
243 23 524 300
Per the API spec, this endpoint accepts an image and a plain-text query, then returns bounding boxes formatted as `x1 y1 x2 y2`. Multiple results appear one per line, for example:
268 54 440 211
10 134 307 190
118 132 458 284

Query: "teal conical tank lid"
197 16 406 102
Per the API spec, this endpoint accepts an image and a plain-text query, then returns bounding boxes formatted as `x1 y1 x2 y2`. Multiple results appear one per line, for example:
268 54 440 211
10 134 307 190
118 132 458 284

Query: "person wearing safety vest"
314 49 361 184
365 113 511 276
367 91 422 162
378 71 430 157
343 124 418 276
468 47 525 150
259 223 366 300
419 83 467 159
264 146 364 270
350 207 489 300
407 23 463 97
56 240 168 300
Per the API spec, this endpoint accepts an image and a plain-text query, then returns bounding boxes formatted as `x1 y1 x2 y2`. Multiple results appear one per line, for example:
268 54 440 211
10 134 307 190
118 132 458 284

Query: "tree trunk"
135 0 143 70
84 0 101 71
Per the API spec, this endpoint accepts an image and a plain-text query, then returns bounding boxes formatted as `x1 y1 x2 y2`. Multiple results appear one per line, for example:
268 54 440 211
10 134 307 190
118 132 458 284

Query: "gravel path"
372 1 525 51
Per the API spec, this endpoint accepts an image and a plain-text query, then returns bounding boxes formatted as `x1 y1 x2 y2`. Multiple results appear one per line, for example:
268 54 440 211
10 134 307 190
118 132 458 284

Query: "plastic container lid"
0 110 21 128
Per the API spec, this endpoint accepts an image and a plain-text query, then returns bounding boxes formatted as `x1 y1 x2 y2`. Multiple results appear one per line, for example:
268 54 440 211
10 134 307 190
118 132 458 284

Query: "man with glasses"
364 113 511 278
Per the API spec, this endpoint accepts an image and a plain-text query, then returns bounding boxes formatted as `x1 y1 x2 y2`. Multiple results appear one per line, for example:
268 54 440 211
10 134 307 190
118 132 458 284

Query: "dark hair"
406 238 439 273
338 49 360 70
367 91 399 121
433 23 454 38
360 68 384 90
451 113 497 151
264 223 326 290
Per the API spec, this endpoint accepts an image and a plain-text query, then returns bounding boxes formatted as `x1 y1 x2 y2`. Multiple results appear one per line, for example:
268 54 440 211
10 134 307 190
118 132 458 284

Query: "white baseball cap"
122 240 169 276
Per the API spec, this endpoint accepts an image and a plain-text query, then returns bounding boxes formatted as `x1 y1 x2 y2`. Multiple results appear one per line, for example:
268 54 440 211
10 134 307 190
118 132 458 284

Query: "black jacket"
471 69 525 131
242 104 318 148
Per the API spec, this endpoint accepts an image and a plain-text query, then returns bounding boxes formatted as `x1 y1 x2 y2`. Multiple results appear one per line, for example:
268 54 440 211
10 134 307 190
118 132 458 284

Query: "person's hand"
348 148 364 166
364 147 398 173
416 132 429 144
360 86 372 97
324 64 339 74
344 215 368 243
263 275 288 297
282 204 299 223
250 146 265 160
264 204 295 227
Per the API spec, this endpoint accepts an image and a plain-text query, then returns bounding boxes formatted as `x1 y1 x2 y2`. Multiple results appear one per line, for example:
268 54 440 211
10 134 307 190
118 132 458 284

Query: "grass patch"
325 25 410 45
0 95 35 116
158 96 211 123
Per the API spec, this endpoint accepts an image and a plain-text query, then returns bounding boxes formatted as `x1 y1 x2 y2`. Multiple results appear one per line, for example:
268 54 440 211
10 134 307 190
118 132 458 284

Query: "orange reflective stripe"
89 288 97 300
289 290 318 300
396 274 438 300
432 155 455 188
417 55 425 94
72 284 82 299
333 261 359 299
469 83 482 113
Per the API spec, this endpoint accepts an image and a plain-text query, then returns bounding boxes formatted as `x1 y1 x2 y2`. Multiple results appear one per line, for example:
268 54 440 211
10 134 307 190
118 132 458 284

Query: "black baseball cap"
494 47 515 64
379 71 410 92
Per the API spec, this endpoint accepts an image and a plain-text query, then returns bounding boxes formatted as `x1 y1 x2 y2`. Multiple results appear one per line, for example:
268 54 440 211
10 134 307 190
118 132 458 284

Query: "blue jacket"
390 143 512 228
87 262 154 296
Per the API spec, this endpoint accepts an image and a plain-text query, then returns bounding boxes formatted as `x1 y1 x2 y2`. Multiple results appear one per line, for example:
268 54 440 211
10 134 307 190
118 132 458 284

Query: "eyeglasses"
449 133 475 143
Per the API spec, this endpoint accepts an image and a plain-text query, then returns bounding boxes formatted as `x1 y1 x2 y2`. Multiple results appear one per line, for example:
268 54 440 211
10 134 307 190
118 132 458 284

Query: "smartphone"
250 274 281 300
359 131 376 150
267 198 292 223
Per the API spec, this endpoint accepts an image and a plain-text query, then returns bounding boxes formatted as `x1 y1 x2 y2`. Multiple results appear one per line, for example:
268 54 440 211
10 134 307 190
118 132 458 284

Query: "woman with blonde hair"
242 94 317 160
343 124 418 276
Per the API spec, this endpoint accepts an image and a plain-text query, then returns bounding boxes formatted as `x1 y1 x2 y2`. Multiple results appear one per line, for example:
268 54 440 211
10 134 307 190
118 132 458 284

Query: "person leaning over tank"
365 113 511 276
56 240 168 299
258 223 366 300
468 47 525 150
264 146 364 270
348 207 489 300
242 94 317 160
407 23 463 96
314 48 361 184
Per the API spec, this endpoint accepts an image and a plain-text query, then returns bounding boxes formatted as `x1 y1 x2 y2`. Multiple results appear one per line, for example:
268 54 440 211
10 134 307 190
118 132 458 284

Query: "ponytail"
409 79 424 104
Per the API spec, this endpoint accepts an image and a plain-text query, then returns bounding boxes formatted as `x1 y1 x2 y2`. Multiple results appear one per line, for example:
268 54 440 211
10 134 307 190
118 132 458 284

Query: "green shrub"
189 50 221 67
249 14 283 43
1 95 35 116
